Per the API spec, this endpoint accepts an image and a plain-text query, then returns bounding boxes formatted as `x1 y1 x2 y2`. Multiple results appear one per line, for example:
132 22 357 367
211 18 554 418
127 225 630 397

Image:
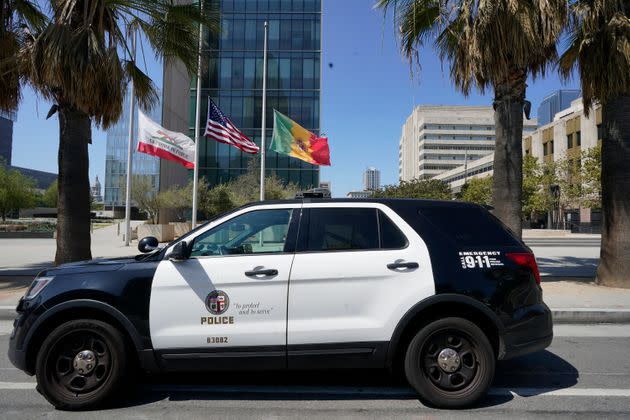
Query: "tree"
0 164 38 221
373 178 452 200
41 180 58 208
558 1 630 287
458 177 493 206
1 1 218 265
199 183 235 219
123 175 162 224
377 0 567 237
0 1 46 113
225 159 300 207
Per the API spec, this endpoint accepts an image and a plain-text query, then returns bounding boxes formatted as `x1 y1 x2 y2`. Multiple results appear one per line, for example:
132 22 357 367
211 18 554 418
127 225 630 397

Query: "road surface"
0 321 628 419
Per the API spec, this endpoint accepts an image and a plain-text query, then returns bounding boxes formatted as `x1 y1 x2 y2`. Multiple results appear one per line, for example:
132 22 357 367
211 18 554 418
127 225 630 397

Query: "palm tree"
559 1 630 288
0 1 47 112
1 0 218 265
377 0 567 237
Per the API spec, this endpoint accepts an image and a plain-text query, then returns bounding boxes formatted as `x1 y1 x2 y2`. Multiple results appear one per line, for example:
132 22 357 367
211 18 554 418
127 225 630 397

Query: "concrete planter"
170 222 192 238
137 224 175 243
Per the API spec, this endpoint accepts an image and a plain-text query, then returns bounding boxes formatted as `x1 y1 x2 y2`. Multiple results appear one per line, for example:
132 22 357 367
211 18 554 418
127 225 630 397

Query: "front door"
149 205 300 370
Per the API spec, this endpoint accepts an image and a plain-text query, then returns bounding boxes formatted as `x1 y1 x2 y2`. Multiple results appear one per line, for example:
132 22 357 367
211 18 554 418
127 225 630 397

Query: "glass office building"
104 93 161 206
537 89 581 126
194 0 322 189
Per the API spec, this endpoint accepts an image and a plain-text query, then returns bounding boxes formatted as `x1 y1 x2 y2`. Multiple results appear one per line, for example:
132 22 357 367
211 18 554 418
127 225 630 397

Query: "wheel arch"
24 299 156 374
387 294 506 370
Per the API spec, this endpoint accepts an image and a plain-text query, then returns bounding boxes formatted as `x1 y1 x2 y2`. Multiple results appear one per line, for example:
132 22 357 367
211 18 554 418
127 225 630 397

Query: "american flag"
204 98 259 154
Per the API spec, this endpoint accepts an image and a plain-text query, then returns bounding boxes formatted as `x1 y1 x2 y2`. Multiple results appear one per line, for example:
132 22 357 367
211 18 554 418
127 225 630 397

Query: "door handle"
387 262 419 270
245 269 278 277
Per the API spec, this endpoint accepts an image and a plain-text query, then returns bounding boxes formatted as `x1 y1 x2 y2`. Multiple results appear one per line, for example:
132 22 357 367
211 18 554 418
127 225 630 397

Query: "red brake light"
506 252 541 284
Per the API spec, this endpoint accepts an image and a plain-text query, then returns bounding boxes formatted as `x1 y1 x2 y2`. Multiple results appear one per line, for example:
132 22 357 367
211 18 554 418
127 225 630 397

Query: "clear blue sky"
11 0 580 197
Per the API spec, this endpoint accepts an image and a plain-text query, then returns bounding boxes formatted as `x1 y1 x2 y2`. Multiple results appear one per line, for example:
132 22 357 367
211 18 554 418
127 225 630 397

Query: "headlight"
25 276 54 299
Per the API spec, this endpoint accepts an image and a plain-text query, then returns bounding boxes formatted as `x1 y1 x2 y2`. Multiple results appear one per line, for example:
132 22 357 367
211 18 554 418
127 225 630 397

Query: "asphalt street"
0 321 629 419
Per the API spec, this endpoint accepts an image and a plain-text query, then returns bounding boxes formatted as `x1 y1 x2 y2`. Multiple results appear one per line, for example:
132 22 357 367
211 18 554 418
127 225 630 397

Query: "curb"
1 306 630 323
552 308 630 324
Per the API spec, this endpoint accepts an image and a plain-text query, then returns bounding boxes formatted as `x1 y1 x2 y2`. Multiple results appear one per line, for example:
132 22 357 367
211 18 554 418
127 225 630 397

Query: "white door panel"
149 204 301 350
150 255 293 349
288 204 434 345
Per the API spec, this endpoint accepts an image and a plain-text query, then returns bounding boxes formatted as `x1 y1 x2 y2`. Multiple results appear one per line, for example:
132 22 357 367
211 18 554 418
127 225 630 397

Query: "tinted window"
419 206 519 246
300 208 379 251
190 209 293 257
379 211 408 249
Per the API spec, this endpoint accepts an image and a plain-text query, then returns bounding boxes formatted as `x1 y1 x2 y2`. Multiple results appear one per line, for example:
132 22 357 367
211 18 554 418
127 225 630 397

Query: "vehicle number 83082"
207 336 229 344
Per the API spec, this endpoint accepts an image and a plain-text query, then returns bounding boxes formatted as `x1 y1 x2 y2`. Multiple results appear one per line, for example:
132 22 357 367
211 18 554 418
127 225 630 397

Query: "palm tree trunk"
54 105 92 265
492 72 527 238
597 96 630 288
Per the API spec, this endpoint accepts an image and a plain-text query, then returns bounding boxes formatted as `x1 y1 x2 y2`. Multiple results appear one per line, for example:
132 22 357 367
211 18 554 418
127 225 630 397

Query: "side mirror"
167 241 191 261
138 236 159 253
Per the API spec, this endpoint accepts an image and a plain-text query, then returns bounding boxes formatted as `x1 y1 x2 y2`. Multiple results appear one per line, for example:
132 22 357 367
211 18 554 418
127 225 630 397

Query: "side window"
378 211 408 249
190 209 293 257
300 208 379 252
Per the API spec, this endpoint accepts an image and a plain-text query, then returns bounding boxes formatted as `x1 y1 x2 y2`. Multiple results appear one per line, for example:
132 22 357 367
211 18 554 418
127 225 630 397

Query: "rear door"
287 203 434 367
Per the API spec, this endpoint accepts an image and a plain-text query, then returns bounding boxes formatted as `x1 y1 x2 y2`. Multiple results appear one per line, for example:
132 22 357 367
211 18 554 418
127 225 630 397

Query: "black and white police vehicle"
9 198 552 410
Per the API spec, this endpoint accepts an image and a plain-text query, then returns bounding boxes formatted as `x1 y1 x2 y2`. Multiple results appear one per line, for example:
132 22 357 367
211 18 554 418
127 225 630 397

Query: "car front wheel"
404 317 495 408
35 319 128 410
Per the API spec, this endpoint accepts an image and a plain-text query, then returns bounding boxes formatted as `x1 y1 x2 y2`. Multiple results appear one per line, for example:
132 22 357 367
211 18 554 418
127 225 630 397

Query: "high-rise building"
160 0 322 201
536 90 581 126
399 105 537 181
104 92 161 206
0 110 15 165
363 167 380 191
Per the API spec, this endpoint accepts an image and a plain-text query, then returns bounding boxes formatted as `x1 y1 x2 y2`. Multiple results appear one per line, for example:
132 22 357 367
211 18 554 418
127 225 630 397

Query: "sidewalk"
0 221 143 276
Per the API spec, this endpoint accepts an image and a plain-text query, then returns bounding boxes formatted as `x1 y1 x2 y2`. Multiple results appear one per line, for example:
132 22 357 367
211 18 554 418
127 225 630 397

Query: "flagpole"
192 0 204 229
260 21 268 201
124 31 137 247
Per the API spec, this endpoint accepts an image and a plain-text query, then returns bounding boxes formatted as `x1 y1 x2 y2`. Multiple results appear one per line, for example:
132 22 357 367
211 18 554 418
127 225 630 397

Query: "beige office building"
435 97 602 193
398 105 537 181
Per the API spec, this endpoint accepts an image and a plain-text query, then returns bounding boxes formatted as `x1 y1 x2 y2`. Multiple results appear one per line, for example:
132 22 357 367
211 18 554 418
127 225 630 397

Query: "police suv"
9 198 552 410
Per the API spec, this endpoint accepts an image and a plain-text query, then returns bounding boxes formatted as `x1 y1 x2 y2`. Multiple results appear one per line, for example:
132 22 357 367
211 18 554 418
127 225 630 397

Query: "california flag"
137 111 195 168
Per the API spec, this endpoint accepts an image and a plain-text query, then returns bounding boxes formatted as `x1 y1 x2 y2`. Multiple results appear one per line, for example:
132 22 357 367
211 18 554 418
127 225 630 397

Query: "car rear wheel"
404 317 495 408
35 319 128 410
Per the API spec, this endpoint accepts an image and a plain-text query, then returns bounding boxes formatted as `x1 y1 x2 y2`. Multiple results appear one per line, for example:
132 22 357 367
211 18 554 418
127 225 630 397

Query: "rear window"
418 206 520 246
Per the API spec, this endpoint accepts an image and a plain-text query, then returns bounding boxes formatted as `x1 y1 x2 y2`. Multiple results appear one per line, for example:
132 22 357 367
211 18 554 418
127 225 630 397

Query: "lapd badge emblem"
206 290 229 315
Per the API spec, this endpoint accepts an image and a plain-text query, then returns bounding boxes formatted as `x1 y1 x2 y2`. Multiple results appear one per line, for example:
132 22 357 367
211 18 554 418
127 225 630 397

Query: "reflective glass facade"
194 0 322 188
104 93 161 206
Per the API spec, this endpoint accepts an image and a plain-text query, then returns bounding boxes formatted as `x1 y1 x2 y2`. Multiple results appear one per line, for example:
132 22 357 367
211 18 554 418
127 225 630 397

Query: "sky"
11 0 581 197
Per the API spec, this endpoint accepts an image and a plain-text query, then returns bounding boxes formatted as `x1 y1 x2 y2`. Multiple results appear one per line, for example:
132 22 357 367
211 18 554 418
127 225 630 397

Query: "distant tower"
363 167 381 191
91 176 103 203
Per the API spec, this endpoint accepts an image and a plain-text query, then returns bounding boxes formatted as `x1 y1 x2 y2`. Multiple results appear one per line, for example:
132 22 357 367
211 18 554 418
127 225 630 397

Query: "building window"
597 124 603 140
567 134 573 149
576 131 581 146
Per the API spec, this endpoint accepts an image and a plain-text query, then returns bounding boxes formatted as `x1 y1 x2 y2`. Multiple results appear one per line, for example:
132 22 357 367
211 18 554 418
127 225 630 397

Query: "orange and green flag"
270 110 331 166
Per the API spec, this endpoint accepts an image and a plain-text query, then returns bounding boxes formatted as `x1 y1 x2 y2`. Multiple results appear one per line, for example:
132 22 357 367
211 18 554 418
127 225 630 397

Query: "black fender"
24 299 159 372
386 293 506 366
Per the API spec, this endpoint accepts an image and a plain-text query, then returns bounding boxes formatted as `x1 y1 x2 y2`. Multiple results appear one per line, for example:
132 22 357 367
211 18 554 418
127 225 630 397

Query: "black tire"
35 319 129 410
404 317 495 408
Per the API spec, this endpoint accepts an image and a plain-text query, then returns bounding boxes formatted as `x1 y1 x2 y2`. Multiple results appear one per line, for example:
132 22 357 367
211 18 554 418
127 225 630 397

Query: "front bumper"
7 297 41 375
499 303 553 360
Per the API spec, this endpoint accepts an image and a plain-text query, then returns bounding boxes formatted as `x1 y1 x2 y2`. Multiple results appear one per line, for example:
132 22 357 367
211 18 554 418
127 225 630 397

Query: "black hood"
40 256 139 276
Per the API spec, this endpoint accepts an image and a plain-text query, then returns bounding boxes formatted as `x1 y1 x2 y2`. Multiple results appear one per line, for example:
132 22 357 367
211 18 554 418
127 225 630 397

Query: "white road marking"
0 382 35 390
2 382 629 398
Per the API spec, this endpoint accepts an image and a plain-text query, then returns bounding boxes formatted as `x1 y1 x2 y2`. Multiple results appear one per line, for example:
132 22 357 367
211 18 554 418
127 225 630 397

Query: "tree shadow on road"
106 350 577 410
536 256 598 278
